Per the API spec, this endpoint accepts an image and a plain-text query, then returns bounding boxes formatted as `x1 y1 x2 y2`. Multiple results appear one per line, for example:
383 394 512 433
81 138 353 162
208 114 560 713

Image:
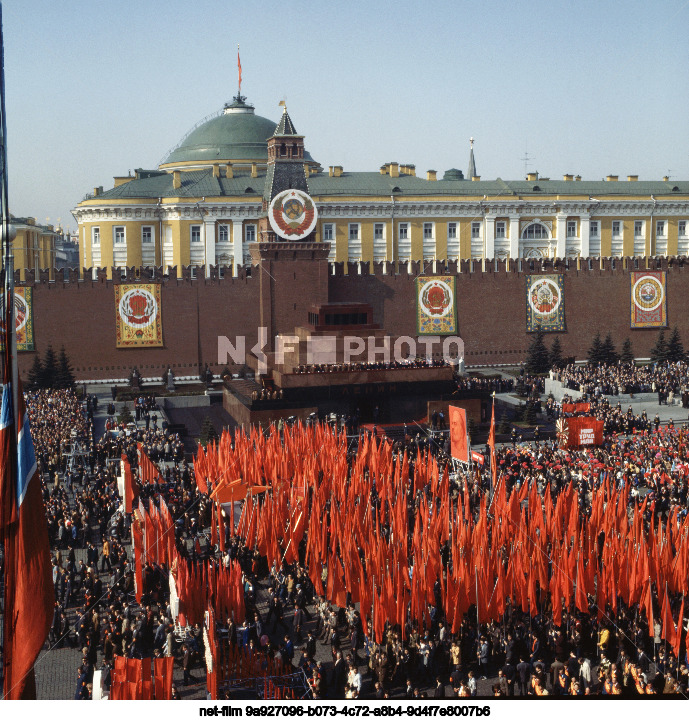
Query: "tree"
524 401 537 425
118 403 134 426
588 332 604 365
601 333 619 365
525 329 550 374
650 330 669 363
41 346 58 388
549 336 564 370
55 347 76 389
666 326 684 362
619 338 634 364
27 354 43 390
199 415 219 447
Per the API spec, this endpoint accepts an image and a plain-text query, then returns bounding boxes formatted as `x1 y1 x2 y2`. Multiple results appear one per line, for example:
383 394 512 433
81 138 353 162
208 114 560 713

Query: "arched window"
521 222 550 240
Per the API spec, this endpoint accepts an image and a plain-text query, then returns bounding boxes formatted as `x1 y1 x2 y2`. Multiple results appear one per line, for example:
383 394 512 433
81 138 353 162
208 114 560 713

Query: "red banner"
566 417 604 448
562 402 591 414
449 406 468 462
471 451 485 465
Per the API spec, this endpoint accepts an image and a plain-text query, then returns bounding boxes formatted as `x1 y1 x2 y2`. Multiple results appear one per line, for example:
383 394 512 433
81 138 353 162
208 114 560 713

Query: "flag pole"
0 0 16 697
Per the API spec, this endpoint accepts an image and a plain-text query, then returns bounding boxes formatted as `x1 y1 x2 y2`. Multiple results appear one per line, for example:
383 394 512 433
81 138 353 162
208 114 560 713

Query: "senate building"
72 92 689 277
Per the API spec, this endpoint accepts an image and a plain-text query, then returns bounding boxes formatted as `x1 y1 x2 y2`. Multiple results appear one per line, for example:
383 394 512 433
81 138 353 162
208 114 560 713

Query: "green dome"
162 97 314 166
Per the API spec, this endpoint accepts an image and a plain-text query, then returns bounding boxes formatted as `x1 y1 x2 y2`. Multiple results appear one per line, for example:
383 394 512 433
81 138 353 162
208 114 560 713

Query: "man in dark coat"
516 656 531 696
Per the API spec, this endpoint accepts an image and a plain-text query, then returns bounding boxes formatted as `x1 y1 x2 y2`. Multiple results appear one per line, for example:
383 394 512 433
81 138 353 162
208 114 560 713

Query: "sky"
2 0 688 233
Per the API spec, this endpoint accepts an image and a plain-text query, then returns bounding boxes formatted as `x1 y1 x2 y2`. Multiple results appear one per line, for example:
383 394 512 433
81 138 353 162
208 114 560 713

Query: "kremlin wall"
14 254 689 383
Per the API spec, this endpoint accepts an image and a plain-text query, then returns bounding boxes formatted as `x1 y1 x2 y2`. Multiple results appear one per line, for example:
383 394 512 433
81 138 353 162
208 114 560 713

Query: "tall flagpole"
0 1 12 696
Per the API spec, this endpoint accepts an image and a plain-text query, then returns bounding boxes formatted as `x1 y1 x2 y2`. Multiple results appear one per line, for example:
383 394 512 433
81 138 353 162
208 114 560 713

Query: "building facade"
71 94 689 278
11 216 58 280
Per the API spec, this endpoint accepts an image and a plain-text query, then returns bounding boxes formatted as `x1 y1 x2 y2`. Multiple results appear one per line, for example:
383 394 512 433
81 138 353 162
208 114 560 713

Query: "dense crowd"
20 382 689 700
292 358 451 374
554 361 689 405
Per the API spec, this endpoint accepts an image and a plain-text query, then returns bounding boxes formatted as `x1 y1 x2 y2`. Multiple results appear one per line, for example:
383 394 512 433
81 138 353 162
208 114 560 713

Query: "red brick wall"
16 258 689 381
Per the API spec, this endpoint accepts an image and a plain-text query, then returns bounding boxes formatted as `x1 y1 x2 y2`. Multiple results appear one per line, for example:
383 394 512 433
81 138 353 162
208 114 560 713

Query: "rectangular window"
398 223 409 240
92 227 100 245
656 220 666 237
590 221 600 237
245 224 256 242
423 222 434 239
612 221 621 238
679 220 687 237
142 226 153 243
448 222 457 239
374 223 384 240
471 222 481 239
634 220 643 237
114 226 125 244
495 221 505 238
349 223 359 241
323 223 334 241
190 225 201 243
567 220 577 237
218 225 229 243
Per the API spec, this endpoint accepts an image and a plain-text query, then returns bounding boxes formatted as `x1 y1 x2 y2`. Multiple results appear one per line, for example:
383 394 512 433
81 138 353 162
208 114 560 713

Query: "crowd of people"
554 360 689 406
14 364 689 700
292 358 452 375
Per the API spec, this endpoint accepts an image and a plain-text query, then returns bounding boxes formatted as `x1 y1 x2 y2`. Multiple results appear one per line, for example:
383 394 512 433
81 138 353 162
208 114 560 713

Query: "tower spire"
467 137 477 179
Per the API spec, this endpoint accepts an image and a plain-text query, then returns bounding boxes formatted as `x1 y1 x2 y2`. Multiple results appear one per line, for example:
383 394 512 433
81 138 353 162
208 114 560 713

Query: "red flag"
1 378 54 699
575 556 588 613
121 453 135 513
672 596 684 660
237 47 242 93
449 406 468 462
487 396 497 491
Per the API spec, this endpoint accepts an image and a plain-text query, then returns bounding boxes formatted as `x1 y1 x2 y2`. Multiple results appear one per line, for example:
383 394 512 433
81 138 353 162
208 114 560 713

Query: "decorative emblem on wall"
630 271 666 328
415 276 457 335
268 189 318 240
525 274 565 332
115 284 163 347
0 287 34 351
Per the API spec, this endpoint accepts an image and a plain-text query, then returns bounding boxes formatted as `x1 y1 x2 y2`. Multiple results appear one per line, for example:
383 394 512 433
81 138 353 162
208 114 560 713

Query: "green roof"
82 169 689 203
163 99 314 165
90 169 264 200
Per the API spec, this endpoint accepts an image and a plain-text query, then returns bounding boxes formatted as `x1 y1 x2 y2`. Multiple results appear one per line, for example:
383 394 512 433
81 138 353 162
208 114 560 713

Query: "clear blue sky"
2 0 688 233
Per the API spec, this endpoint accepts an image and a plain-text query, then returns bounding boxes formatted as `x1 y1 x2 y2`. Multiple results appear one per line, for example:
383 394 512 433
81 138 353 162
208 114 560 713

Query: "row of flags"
194 423 689 658
109 655 174 700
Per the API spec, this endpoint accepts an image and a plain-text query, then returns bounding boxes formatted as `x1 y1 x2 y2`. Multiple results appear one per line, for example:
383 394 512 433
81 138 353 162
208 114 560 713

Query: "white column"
509 215 520 259
580 214 590 258
231 220 241 277
204 220 215 278
484 215 495 260
555 213 567 259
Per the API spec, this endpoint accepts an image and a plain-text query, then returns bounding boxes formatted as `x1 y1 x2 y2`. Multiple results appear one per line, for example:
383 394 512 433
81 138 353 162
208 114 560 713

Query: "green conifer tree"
27 354 44 390
549 336 564 370
526 328 550 374
666 326 684 362
199 415 219 447
41 345 58 388
588 333 603 365
55 347 76 389
650 330 668 363
619 338 634 364
601 333 619 365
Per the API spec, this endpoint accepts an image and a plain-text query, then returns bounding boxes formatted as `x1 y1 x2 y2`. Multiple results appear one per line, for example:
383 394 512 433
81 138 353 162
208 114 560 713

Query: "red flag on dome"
237 47 242 93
